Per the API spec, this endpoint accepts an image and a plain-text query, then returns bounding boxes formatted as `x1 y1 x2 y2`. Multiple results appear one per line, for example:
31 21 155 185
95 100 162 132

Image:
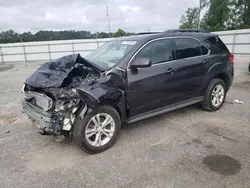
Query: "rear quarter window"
206 36 229 53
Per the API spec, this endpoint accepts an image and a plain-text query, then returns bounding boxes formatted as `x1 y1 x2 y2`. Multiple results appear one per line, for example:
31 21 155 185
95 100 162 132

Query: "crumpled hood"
25 54 102 88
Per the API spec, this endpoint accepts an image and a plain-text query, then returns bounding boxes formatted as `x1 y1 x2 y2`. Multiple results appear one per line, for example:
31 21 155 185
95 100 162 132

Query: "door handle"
165 68 173 74
203 59 210 64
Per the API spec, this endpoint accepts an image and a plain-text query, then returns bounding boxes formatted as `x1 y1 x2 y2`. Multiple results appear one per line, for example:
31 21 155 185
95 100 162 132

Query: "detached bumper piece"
22 100 61 135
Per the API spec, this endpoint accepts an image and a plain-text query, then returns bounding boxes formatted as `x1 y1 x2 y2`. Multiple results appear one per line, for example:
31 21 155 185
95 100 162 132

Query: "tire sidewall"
208 79 226 111
73 105 121 153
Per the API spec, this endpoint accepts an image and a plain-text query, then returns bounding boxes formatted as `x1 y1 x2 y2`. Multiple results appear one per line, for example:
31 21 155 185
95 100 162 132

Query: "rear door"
167 37 212 101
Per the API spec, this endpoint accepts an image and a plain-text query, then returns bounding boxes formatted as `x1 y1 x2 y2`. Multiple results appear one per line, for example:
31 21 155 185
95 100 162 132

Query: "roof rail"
164 29 210 33
135 32 161 35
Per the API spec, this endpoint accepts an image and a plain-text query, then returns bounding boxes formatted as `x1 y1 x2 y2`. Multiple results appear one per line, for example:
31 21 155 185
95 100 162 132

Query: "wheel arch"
213 72 232 91
76 87 127 122
99 99 126 122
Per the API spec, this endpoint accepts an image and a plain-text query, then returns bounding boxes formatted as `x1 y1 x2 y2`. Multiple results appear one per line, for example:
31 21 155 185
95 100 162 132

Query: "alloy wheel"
211 84 225 107
85 113 115 147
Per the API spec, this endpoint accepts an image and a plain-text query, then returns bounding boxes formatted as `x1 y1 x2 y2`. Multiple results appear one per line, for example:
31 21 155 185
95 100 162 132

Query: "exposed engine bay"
22 54 102 136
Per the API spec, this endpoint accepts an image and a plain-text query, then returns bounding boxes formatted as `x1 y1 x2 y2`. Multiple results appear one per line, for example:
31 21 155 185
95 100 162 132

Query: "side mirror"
129 58 152 69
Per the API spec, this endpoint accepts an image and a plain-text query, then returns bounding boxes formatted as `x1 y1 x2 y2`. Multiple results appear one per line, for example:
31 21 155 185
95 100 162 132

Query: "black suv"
22 29 234 153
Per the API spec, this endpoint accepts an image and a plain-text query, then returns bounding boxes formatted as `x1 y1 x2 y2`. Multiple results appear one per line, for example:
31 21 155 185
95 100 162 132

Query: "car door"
166 37 211 102
127 38 175 117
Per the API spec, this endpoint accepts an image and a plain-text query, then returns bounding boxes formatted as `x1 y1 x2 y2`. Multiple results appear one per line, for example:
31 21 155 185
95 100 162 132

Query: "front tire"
73 105 121 154
201 79 226 111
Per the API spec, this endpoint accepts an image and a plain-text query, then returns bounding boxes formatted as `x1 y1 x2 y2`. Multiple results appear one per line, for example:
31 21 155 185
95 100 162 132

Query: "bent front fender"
76 84 126 121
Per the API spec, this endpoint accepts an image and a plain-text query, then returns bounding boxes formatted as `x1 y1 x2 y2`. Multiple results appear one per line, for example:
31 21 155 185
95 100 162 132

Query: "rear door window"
135 39 173 65
173 38 208 60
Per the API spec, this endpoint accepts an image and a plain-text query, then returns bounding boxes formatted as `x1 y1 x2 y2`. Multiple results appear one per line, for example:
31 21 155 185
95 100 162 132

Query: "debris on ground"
5 130 10 133
234 99 244 104
0 113 18 123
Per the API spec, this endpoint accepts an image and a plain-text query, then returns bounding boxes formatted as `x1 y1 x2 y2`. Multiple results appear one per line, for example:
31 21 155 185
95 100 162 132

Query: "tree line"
0 29 134 44
180 0 250 31
1 1 249 44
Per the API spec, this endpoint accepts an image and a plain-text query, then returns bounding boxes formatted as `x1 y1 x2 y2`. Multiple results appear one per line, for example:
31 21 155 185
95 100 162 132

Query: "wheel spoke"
102 131 112 138
98 133 102 146
86 128 95 133
219 95 224 102
86 129 96 138
91 117 99 127
102 115 113 128
216 98 220 105
218 90 224 96
104 128 114 134
96 114 101 125
212 97 217 105
221 97 224 102
93 133 101 146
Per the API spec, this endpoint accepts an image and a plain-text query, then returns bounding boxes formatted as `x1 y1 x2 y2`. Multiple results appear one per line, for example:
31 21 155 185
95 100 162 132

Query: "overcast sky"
0 0 199 33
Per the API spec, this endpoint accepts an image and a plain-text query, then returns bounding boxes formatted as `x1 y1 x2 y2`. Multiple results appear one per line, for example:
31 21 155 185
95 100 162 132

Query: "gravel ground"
0 58 250 188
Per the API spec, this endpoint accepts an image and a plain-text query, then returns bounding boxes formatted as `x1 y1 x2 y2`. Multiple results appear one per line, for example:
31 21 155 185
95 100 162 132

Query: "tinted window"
201 45 209 55
173 38 208 60
136 39 173 64
206 36 229 53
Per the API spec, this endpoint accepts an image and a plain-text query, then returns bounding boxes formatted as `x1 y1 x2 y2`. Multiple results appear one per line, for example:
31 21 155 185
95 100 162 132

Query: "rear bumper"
22 100 52 130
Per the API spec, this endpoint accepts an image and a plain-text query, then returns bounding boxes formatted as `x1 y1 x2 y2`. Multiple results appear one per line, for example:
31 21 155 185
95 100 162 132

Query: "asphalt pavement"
0 58 250 188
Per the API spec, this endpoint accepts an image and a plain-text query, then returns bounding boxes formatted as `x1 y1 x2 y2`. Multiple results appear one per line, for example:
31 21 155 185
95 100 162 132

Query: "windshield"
85 40 137 69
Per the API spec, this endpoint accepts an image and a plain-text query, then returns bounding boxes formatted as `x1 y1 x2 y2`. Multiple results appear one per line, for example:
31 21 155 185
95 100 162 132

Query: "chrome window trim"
127 36 210 70
116 66 125 71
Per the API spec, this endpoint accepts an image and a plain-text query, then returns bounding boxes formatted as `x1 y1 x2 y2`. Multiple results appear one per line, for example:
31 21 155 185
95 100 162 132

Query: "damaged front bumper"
22 100 57 133
22 90 88 135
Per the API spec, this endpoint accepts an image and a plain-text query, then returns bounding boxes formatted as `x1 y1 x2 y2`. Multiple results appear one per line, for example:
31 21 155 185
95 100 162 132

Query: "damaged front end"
22 54 102 136
22 87 85 135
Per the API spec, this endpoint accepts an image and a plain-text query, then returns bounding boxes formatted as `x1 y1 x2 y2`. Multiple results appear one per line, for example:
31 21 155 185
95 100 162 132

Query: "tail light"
229 53 234 65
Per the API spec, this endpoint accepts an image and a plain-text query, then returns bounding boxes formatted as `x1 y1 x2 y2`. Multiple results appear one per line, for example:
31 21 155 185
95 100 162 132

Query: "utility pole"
106 5 111 37
19 34 23 43
197 1 201 29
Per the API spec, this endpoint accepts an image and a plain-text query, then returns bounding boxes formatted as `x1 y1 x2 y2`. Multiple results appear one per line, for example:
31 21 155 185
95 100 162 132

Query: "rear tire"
201 79 226 111
73 105 121 154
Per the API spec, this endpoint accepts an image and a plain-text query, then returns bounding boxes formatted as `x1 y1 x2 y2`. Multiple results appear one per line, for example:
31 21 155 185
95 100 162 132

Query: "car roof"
112 34 156 41
112 31 217 42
